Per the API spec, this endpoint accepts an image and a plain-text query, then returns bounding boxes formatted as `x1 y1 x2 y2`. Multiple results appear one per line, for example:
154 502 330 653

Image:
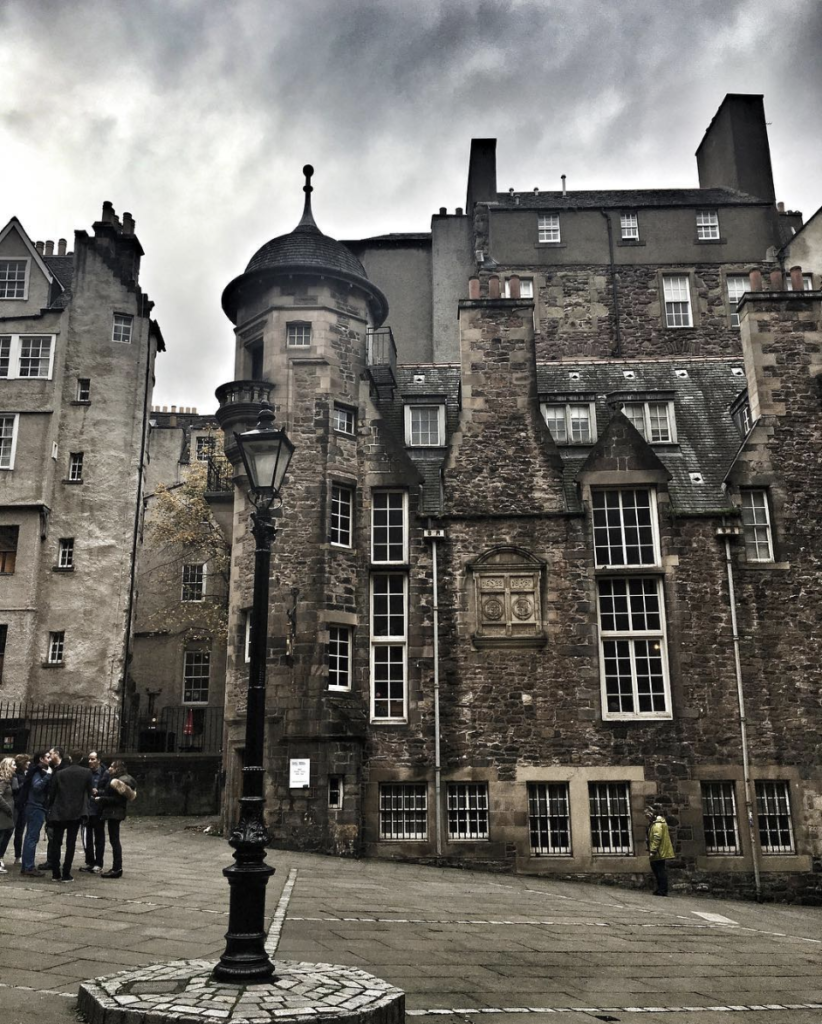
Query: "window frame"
57 538 75 570
371 490 408 565
112 313 133 344
696 210 720 240
328 776 343 809
701 781 741 855
243 610 252 664
195 435 218 463
48 630 65 665
0 258 29 300
68 451 84 482
528 781 572 856
0 415 19 470
591 488 661 568
404 404 445 447
0 525 18 574
0 334 55 380
755 780 795 855
620 212 639 241
332 403 356 436
589 781 633 855
537 213 561 243
286 321 312 347
597 576 671 721
662 274 693 328
446 782 490 842
182 648 211 705
379 782 428 841
726 274 749 328
327 624 352 691
785 273 814 292
622 401 677 444
503 277 534 299
740 489 774 563
181 562 207 602
370 572 408 723
76 378 91 403
540 401 597 445
330 483 354 548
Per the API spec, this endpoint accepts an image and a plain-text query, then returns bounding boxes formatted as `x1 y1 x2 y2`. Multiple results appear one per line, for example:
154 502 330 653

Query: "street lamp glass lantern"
235 405 294 504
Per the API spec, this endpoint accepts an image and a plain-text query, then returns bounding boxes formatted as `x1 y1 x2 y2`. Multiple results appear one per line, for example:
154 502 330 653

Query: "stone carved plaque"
468 548 546 647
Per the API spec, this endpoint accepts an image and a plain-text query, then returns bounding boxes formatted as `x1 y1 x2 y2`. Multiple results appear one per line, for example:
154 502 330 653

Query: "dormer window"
287 321 311 347
405 404 445 447
541 402 596 444
623 401 676 443
0 259 28 299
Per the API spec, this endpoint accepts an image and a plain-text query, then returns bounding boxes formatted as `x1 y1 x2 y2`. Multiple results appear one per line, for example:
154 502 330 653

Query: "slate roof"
44 255 74 307
494 187 767 211
537 358 748 515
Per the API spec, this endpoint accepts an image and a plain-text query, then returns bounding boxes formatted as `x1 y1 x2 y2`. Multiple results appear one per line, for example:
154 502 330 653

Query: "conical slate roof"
222 166 388 325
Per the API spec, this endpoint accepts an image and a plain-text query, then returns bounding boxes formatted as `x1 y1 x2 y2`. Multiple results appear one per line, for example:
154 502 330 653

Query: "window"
701 782 740 855
183 649 210 703
333 404 356 436
327 625 352 690
0 335 54 379
243 610 252 664
286 322 311 347
57 538 74 570
756 780 795 854
0 526 18 574
538 214 561 243
447 783 489 841
371 573 406 721
195 436 217 462
0 416 18 470
503 277 534 298
696 210 720 240
405 405 444 447
592 489 659 567
19 336 52 377
181 563 206 602
740 489 773 562
112 314 133 344
330 484 353 547
733 400 753 438
68 452 84 482
48 631 65 665
598 577 669 718
786 273 814 292
726 275 748 328
589 782 633 855
379 783 427 840
249 340 264 379
662 275 693 328
328 776 343 809
0 259 27 299
620 213 639 240
623 402 675 443
541 403 595 444
76 378 91 402
371 491 407 564
0 624 6 682
528 782 571 856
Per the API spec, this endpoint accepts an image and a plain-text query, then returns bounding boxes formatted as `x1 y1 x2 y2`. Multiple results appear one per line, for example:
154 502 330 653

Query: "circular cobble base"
77 959 405 1024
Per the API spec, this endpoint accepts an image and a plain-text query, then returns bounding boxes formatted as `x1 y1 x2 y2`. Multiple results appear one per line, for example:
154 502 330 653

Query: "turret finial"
296 164 319 233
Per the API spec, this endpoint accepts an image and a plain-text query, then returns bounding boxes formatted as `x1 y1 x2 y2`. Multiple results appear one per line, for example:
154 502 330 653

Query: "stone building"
0 204 162 722
216 94 821 899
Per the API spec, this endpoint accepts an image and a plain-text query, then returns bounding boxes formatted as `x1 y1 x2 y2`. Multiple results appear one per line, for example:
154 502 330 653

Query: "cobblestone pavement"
0 816 821 1024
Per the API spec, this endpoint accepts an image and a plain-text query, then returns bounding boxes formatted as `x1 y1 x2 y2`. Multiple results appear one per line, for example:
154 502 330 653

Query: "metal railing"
206 455 233 493
366 327 397 377
0 702 223 757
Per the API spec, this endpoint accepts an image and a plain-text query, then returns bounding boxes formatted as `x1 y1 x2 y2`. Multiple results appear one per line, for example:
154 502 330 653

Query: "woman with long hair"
94 760 137 879
0 757 15 872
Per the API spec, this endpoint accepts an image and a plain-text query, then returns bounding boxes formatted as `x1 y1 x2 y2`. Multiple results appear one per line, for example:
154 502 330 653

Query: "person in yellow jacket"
645 806 675 896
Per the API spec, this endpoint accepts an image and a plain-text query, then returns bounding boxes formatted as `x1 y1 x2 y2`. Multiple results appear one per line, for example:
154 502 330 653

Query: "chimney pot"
171 405 177 413
35 241 44 254
44 240 54 256
455 207 463 216
439 207 447 216
468 277 480 300
533 187 539 194
122 212 135 234
748 268 763 292
488 275 501 299
769 270 785 291
508 275 521 299
789 266 805 293
561 174 567 196
57 238 67 256
162 406 168 412
777 201 786 214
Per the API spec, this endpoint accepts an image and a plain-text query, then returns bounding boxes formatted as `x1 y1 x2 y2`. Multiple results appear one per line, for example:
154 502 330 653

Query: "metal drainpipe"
723 534 763 901
432 533 444 857
599 209 622 357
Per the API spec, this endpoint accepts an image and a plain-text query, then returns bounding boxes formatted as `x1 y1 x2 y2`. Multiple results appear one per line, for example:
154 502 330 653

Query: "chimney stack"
122 212 135 235
57 238 67 256
44 240 54 256
35 241 44 255
561 174 567 196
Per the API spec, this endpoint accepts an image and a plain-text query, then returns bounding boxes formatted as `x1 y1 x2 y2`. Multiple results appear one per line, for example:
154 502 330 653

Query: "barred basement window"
447 783 489 841
327 625 351 690
48 630 65 665
183 649 210 704
589 782 633 855
0 526 18 574
756 780 795 854
528 782 571 856
701 782 741 855
740 489 774 562
379 783 427 840
181 563 206 602
371 490 407 564
112 314 133 344
592 488 659 567
696 210 720 240
330 485 353 547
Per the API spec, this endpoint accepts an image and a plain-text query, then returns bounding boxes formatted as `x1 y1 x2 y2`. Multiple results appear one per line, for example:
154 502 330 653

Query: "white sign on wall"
289 758 311 788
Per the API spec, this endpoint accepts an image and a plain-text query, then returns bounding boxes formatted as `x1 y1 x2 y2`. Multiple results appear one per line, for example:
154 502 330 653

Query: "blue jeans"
22 805 46 871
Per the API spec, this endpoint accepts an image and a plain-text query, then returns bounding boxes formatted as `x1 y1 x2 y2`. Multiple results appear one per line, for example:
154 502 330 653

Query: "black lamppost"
213 402 294 983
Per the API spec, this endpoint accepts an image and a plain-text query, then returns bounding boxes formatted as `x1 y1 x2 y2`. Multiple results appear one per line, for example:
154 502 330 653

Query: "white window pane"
568 405 591 442
624 404 646 436
620 213 638 240
0 260 27 298
410 407 440 446
696 211 720 240
740 489 773 561
543 405 567 442
538 214 560 243
647 403 671 443
372 491 406 563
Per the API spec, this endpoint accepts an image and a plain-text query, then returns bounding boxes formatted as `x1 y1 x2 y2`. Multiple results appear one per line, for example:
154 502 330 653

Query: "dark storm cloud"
0 0 819 411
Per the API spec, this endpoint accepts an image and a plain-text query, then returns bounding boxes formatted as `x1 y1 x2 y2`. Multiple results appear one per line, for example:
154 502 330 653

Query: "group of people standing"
0 747 137 882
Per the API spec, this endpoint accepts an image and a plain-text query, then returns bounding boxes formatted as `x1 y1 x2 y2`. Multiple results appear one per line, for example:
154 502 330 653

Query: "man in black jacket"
47 752 93 882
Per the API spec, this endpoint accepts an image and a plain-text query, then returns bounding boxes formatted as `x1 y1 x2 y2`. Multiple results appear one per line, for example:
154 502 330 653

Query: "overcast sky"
1 0 820 413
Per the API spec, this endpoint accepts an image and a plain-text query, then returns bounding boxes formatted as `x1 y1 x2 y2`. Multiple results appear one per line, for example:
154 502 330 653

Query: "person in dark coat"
0 756 15 871
21 750 53 876
79 752 109 874
46 752 93 882
95 760 136 878
11 753 30 863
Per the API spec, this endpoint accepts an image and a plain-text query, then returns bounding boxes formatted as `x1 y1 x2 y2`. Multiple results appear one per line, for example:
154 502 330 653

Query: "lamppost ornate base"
78 959 405 1024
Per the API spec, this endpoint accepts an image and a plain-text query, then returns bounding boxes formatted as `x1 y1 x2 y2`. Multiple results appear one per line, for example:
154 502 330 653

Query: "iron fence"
0 702 223 757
